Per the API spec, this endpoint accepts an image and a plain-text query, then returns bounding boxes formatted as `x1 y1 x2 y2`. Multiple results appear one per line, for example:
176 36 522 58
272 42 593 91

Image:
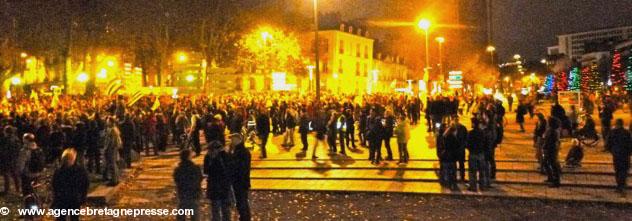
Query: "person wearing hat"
228 133 251 221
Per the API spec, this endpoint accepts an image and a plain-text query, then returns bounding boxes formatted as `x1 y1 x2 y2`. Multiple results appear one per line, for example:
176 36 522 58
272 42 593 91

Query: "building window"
323 60 329 73
356 44 361 57
356 62 360 76
364 64 368 76
339 40 344 54
364 46 369 58
338 59 343 74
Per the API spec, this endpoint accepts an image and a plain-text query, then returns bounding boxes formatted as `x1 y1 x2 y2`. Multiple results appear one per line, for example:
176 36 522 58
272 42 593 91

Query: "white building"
557 26 632 60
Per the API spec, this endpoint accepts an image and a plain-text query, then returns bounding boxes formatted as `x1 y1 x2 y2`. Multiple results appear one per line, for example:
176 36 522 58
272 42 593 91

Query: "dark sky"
492 0 632 61
305 0 632 62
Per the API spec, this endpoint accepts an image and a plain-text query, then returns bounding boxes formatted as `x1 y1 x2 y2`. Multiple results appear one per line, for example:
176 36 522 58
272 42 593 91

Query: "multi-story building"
372 53 410 93
557 26 632 60
304 24 374 94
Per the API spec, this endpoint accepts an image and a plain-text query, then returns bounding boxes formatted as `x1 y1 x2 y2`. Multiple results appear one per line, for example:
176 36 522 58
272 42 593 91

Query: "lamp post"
435 37 445 81
312 0 321 101
417 19 431 83
486 45 496 65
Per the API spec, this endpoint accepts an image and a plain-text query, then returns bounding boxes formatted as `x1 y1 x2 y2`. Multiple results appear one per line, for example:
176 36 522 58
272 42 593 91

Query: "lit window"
339 40 344 54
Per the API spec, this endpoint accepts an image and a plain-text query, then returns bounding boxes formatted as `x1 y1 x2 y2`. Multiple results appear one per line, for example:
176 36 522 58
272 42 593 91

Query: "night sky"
306 0 632 62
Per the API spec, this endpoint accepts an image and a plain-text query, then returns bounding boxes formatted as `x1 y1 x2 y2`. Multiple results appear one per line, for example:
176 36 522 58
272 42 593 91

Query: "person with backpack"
16 133 46 197
203 141 231 221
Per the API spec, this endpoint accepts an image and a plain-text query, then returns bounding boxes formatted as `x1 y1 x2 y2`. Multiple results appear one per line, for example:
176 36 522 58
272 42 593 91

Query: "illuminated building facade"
305 24 374 94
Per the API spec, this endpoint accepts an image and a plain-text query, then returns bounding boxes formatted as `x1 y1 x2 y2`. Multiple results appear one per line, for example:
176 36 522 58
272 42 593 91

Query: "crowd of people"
0 91 631 220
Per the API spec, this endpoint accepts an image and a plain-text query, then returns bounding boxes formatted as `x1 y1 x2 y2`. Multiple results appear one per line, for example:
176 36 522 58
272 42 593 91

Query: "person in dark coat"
204 141 231 221
452 117 468 183
229 133 251 221
344 108 356 149
52 148 89 221
326 112 339 154
298 111 310 152
441 124 461 190
0 126 21 194
366 109 384 164
382 110 396 161
255 108 270 159
516 101 527 132
466 118 489 191
174 149 202 221
542 117 562 187
606 119 632 194
119 114 136 168
205 115 226 146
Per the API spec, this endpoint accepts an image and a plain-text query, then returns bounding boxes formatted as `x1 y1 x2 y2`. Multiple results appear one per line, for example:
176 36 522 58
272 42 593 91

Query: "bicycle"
23 174 52 221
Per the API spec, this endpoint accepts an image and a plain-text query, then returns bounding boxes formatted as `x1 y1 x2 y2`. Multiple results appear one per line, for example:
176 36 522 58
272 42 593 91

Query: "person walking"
283 108 296 147
606 119 632 194
326 112 339 154
534 113 547 174
228 134 251 221
255 108 270 159
203 141 232 221
394 114 410 164
51 148 89 221
516 101 527 132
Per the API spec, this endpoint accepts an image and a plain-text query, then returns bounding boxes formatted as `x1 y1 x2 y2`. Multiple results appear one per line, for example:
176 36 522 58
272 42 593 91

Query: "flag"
151 97 160 111
30 91 40 107
127 90 145 106
106 79 123 96
50 92 60 108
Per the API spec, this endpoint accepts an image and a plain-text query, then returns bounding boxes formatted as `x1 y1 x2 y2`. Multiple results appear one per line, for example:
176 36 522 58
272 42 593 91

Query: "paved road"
105 108 632 220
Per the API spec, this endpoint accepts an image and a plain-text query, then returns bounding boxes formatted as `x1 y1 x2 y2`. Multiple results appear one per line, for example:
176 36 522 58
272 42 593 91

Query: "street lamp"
417 18 431 77
20 52 28 59
513 54 521 60
486 45 496 65
11 76 22 85
77 72 89 83
177 52 188 63
312 0 321 101
435 37 445 80
186 74 195 82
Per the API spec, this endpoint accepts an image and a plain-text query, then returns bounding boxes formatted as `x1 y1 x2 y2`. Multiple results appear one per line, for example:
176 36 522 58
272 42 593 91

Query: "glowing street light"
261 31 272 42
486 45 496 65
513 54 521 60
11 76 22 85
77 72 89 83
185 74 195 82
540 58 547 64
97 69 107 79
417 19 431 31
435 37 445 43
177 52 188 63
486 46 496 53
20 52 28 58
